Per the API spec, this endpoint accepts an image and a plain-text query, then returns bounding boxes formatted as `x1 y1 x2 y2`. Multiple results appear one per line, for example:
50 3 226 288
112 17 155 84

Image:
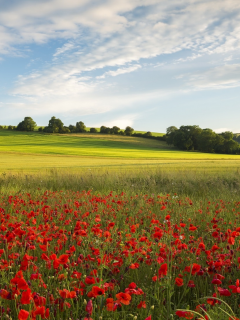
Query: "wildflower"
116 292 131 305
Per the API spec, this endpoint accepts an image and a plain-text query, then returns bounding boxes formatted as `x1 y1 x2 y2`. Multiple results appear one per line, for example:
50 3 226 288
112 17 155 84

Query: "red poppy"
158 263 168 278
18 309 29 320
175 277 184 286
116 292 132 305
217 287 231 296
86 300 93 315
20 288 32 304
229 279 240 293
176 310 194 319
137 301 146 309
58 254 69 264
87 286 105 298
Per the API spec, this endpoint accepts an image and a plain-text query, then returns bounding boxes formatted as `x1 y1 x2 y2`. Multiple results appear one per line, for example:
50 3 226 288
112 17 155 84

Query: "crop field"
1 130 240 174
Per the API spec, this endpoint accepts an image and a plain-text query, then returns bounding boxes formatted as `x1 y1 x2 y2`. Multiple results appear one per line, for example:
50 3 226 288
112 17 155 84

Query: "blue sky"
0 0 240 133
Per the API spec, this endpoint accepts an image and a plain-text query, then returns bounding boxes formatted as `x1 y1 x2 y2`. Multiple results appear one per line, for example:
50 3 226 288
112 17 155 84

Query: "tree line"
0 116 165 141
166 125 240 154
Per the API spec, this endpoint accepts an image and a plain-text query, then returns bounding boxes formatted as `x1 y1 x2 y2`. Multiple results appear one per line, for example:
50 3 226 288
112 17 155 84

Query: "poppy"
18 309 29 320
86 300 93 315
158 263 168 278
116 292 131 305
137 301 147 309
176 310 194 319
175 278 184 286
20 288 32 305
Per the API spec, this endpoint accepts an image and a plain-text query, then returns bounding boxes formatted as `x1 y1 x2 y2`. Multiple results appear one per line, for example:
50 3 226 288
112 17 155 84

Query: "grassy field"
0 129 240 199
1 130 240 173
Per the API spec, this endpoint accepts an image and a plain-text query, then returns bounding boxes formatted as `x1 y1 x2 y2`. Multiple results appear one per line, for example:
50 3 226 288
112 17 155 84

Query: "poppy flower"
229 279 240 293
137 301 146 309
106 298 115 311
20 288 32 304
175 277 184 286
58 254 69 264
116 292 131 305
176 310 194 319
87 286 105 298
18 309 29 320
217 287 231 296
86 300 93 315
158 263 168 278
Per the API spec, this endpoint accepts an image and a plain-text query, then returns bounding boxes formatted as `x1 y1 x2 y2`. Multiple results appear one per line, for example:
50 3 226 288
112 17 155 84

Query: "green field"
1 130 240 173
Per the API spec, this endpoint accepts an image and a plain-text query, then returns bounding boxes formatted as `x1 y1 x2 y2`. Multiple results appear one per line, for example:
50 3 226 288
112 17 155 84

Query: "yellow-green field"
1 130 240 173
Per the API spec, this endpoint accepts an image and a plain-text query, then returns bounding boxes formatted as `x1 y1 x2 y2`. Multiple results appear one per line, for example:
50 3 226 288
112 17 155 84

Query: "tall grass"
1 167 240 200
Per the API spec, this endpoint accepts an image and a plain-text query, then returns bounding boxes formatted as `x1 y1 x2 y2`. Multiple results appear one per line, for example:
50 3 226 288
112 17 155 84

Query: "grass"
1 130 240 173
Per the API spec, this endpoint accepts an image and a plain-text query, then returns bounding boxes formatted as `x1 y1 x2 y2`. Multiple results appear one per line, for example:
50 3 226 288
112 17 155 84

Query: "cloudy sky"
0 0 240 133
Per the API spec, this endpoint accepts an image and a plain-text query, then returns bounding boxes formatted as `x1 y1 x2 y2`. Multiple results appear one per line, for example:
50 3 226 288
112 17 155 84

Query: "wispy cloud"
97 64 141 79
189 64 240 89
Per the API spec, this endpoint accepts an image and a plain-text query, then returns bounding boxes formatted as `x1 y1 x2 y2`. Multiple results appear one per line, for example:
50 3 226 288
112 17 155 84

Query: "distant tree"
119 130 124 135
166 126 178 135
69 125 76 133
166 125 202 150
0 125 3 130
90 127 98 133
38 127 43 132
144 131 152 137
76 121 86 133
124 126 134 136
112 126 120 134
197 129 218 153
100 126 107 133
166 126 178 145
43 116 64 133
8 125 14 130
17 117 37 132
221 131 234 141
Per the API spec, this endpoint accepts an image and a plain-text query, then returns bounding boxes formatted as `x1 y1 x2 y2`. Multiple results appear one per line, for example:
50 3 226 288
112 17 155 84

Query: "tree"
124 126 134 136
221 131 234 141
43 116 64 133
166 126 178 145
144 131 152 137
166 126 178 135
69 125 76 133
100 126 107 133
197 129 218 153
76 121 86 133
112 126 120 134
90 128 98 133
17 117 37 131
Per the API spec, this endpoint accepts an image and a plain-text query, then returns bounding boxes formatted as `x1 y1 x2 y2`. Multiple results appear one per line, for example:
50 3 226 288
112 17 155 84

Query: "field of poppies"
0 189 240 320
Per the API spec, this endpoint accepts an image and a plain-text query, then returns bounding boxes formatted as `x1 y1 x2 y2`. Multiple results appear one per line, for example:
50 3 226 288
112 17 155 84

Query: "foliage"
43 117 70 134
166 125 240 154
76 121 87 133
90 127 98 133
16 117 37 132
124 126 134 136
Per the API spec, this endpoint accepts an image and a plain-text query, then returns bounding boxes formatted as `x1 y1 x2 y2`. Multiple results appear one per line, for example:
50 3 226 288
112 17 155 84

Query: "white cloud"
97 64 141 79
2 0 240 120
189 64 240 89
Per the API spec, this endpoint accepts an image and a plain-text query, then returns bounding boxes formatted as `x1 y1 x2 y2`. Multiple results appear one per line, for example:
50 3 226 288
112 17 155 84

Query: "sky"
0 0 240 133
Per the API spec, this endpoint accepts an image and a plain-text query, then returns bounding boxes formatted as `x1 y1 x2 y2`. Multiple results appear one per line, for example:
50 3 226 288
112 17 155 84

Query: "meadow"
1 130 240 320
